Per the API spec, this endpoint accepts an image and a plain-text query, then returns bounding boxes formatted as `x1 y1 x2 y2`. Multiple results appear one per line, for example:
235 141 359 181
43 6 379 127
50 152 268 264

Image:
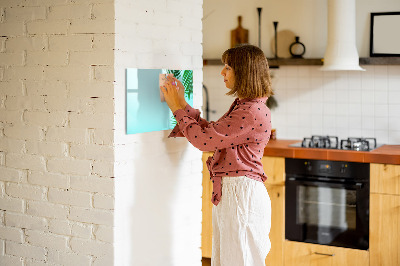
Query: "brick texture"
0 0 203 265
0 4 114 266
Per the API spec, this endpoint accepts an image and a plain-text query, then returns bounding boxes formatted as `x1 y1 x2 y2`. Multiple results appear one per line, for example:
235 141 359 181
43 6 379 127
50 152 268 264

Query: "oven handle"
314 252 335 257
286 177 364 189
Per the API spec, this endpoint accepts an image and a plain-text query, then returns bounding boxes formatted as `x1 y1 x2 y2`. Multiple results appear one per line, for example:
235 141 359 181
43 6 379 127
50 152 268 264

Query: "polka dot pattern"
168 97 272 206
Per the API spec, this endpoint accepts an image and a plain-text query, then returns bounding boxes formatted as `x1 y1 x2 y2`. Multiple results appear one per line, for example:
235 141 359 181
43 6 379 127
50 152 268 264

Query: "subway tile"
348 116 362 129
310 77 324 89
348 75 362 90
388 104 400 117
323 115 336 129
336 103 349 116
374 90 388 104
361 90 375 104
374 117 389 130
361 103 375 117
310 67 324 77
323 87 336 103
388 65 400 76
348 103 362 116
362 116 375 130
362 128 375 138
298 67 311 78
335 75 349 90
374 130 389 144
322 70 335 78
336 90 349 103
284 66 298 77
388 91 400 104
388 76 400 91
298 77 310 89
388 117 400 131
375 104 389 117
388 131 400 144
361 75 374 90
349 128 362 137
374 65 388 77
348 90 362 103
286 77 298 89
336 115 349 129
374 78 388 91
323 103 336 115
311 102 324 113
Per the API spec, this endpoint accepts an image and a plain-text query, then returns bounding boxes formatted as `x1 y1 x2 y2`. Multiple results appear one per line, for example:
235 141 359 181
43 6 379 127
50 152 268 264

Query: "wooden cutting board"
231 16 249 48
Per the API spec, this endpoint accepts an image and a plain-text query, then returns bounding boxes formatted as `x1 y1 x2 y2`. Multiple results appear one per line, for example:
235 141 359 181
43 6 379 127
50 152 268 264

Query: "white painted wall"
203 0 400 144
113 0 203 265
0 0 115 265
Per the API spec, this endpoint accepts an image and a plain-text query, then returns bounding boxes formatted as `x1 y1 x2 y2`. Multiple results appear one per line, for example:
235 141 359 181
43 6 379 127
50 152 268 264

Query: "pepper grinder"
257 8 262 48
273 21 279 58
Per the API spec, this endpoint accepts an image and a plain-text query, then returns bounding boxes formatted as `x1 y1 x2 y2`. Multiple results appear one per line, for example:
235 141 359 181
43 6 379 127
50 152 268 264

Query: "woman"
161 44 273 266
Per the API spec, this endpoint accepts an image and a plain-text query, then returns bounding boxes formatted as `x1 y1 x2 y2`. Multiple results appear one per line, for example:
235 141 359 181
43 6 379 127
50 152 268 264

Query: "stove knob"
305 162 312 171
340 164 347 174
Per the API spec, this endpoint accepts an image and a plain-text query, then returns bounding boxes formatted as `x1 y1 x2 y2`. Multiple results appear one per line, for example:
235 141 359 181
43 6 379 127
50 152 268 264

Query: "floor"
202 257 211 266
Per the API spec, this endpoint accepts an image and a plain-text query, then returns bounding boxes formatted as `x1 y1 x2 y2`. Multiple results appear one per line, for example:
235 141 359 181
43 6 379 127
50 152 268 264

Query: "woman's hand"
169 77 187 108
160 77 184 113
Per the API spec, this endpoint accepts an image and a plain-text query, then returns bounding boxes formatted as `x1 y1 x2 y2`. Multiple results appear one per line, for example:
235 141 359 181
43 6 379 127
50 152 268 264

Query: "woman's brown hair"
221 44 273 99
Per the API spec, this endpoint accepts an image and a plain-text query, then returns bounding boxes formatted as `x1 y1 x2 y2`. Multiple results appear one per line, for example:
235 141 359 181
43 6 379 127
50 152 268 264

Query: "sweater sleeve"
173 106 257 152
168 104 210 138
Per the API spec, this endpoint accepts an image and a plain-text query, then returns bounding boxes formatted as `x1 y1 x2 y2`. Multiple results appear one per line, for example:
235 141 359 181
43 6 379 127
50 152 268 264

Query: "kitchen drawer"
284 241 369 266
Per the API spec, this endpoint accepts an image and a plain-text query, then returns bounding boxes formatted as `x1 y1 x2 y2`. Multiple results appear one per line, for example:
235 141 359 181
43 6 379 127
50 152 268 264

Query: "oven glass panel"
297 186 357 230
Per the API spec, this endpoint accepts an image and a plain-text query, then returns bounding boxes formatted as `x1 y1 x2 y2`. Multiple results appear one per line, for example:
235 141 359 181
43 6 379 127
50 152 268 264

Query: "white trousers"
212 176 271 266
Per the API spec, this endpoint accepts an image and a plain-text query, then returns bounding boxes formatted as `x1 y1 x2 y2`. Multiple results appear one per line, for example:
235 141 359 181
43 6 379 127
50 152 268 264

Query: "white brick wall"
114 0 203 265
1 0 204 265
0 0 115 265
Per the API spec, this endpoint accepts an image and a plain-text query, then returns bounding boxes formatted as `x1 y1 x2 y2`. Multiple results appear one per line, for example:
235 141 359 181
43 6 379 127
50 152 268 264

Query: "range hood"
320 0 365 71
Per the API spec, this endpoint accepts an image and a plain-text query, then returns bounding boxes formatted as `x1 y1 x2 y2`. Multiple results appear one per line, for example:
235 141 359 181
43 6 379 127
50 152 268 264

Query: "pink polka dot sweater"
169 97 272 206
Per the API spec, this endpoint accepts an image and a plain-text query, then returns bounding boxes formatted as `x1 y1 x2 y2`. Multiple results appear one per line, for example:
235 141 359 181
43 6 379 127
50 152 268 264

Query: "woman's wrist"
171 103 185 114
180 100 188 109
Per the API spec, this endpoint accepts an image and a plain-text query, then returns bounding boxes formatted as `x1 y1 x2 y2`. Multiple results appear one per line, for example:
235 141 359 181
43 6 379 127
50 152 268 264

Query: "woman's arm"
173 106 257 152
164 77 210 137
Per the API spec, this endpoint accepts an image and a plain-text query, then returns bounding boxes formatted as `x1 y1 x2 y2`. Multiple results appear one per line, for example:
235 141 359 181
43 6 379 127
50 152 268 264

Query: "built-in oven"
285 158 369 250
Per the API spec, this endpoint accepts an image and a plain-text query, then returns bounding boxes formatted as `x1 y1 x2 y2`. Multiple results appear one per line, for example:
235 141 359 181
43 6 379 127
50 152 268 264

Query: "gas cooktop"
289 135 382 151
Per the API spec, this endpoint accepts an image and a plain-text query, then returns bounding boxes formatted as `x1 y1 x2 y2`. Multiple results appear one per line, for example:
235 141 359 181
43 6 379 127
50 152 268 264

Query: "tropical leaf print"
182 70 193 100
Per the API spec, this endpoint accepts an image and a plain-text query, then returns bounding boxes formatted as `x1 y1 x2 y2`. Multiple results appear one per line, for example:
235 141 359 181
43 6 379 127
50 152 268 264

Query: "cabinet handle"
314 252 335 257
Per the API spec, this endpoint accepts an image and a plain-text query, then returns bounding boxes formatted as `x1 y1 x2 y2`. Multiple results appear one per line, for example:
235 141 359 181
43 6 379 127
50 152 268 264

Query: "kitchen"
0 0 398 264
202 0 400 265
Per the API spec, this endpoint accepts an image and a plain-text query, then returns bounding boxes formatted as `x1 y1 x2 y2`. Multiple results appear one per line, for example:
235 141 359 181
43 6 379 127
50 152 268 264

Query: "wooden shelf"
359 57 400 65
203 58 323 67
203 57 400 67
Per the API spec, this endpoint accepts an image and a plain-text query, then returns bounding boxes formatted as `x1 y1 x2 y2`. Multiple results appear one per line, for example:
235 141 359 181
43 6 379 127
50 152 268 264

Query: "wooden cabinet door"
284 241 369 266
202 152 213 258
264 184 284 266
370 193 400 266
262 156 285 186
370 163 400 195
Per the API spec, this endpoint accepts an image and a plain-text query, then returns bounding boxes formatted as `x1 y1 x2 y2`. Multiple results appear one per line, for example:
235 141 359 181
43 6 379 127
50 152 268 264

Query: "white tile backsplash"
203 64 400 145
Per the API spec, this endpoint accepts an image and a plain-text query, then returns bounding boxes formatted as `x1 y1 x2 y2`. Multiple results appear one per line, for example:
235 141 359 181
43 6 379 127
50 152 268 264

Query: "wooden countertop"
263 139 400 165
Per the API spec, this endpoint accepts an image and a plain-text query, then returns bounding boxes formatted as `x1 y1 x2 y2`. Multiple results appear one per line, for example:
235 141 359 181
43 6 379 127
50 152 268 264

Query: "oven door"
285 177 369 250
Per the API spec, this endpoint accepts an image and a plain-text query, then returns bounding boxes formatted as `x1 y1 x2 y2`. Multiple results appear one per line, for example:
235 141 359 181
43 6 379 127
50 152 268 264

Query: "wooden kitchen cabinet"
202 152 213 258
264 184 285 266
370 163 400 195
284 241 369 266
370 163 400 266
262 156 285 266
201 154 286 266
